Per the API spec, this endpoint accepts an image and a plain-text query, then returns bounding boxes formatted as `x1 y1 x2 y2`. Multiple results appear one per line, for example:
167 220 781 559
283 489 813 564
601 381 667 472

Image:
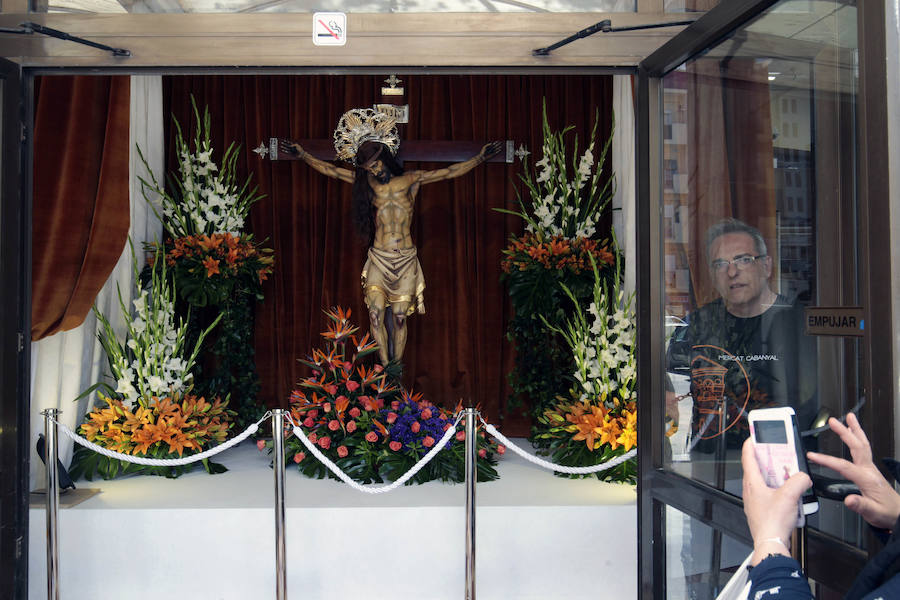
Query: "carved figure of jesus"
286 138 502 365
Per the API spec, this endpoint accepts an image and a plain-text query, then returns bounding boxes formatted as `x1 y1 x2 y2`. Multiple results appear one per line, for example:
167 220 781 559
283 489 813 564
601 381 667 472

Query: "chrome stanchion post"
464 407 478 600
272 408 287 600
41 408 61 600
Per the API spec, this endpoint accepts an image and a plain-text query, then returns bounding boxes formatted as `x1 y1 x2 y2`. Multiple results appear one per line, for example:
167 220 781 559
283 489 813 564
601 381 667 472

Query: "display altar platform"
29 438 636 600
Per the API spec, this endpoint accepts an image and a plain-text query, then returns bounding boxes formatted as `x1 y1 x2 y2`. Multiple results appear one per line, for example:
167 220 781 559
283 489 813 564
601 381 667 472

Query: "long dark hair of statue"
352 141 404 245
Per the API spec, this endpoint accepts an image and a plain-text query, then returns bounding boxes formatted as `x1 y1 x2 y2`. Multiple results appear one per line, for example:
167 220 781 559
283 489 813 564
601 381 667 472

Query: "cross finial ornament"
253 142 269 159
384 74 402 88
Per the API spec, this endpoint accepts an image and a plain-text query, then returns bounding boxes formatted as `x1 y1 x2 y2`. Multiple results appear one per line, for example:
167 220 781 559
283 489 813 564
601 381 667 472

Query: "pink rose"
497 445 506 455
318 436 331 449
293 452 305 463
337 445 349 458
386 412 398 424
443 422 452 431
423 436 435 448
410 421 421 433
303 417 314 428
365 431 378 443
324 385 338 396
349 407 361 418
478 448 487 458
346 380 360 392
308 410 318 419
391 400 400 410
308 432 318 444
328 419 340 431
456 431 466 441
389 441 402 451
256 440 266 451
374 364 384 373
323 402 332 413
346 421 357 433
359 396 372 411
421 408 433 420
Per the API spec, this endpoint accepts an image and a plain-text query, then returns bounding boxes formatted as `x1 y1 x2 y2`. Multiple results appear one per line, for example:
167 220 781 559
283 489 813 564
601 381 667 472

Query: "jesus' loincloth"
360 247 426 316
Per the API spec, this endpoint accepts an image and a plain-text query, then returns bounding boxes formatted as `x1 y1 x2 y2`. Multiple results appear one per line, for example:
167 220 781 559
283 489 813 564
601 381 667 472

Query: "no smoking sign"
313 13 347 46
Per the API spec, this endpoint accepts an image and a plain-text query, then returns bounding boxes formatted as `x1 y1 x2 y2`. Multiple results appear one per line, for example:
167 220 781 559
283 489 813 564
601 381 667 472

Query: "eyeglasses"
710 255 766 272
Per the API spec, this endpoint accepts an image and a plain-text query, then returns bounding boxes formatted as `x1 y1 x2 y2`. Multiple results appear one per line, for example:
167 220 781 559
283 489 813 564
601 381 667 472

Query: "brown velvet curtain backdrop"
31 76 131 341
684 59 777 307
163 75 613 435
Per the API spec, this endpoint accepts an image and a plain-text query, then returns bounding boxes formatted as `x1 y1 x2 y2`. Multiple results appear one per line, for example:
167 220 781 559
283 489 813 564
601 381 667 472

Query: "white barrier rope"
54 412 271 467
483 420 637 475
287 412 463 494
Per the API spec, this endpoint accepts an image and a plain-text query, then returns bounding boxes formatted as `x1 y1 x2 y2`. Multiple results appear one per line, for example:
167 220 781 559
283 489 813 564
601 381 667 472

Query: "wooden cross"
254 138 515 164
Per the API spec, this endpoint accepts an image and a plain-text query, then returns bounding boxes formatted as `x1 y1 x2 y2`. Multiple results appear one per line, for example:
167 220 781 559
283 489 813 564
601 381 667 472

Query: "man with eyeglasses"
668 217 817 454
668 218 818 600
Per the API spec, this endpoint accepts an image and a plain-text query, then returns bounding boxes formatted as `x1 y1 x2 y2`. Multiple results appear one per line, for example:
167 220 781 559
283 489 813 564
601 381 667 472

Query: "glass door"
637 1 893 597
0 56 31 600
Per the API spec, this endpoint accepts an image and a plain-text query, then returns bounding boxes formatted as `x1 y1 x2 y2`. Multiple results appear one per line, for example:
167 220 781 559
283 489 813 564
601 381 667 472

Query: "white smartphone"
748 407 819 524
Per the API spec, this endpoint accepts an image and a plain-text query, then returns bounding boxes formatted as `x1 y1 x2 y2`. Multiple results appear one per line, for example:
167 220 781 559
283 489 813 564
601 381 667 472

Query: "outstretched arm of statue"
417 141 503 185
280 140 354 184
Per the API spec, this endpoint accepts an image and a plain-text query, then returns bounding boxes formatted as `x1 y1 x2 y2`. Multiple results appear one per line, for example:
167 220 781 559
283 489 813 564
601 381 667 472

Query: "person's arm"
416 141 502 185
284 141 354 184
741 438 813 566
807 412 900 530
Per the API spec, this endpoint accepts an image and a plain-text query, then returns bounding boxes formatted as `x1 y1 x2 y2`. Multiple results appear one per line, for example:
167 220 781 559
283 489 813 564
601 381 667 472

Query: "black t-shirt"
667 296 817 451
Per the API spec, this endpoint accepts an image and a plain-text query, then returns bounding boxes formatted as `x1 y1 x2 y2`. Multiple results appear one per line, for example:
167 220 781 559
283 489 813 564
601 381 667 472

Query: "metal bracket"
0 22 131 57
533 18 696 56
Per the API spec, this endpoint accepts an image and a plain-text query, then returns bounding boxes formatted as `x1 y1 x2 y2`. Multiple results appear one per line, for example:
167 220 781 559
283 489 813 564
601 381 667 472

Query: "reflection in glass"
666 505 752 600
45 0 637 14
661 0 863 547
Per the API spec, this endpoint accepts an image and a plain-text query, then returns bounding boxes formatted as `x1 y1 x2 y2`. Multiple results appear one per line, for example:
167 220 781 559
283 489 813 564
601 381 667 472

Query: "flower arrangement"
69 393 233 479
497 103 617 421
159 232 274 307
138 97 264 239
137 97 273 431
262 307 502 485
501 233 614 275
499 102 614 240
94 241 220 407
70 242 234 479
532 253 637 484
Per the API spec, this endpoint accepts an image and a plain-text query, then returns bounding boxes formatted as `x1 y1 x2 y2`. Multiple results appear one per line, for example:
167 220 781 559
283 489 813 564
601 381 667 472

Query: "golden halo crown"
333 108 400 164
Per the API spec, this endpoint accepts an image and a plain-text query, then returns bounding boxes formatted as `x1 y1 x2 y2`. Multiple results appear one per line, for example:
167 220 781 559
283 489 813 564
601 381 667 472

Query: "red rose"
386 412 398 424
324 385 338 396
478 448 487 458
293 452 305 463
318 436 331 449
365 431 378 443
349 407 361 418
423 436 435 448
308 410 318 419
346 381 360 392
328 419 340 431
337 445 349 458
303 417 315 428
256 440 266 451
391 400 400 410
410 421 421 433
456 431 466 441
323 402 332 413
389 441 402 451
421 408 433 420
346 421 357 433
308 432 318 444
497 445 506 455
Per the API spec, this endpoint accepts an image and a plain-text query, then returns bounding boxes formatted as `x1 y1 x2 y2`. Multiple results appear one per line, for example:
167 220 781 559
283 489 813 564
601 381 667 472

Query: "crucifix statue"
278 108 502 366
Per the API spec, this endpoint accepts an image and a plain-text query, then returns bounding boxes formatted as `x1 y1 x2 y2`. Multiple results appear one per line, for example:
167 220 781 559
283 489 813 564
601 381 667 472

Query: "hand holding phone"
748 407 819 525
